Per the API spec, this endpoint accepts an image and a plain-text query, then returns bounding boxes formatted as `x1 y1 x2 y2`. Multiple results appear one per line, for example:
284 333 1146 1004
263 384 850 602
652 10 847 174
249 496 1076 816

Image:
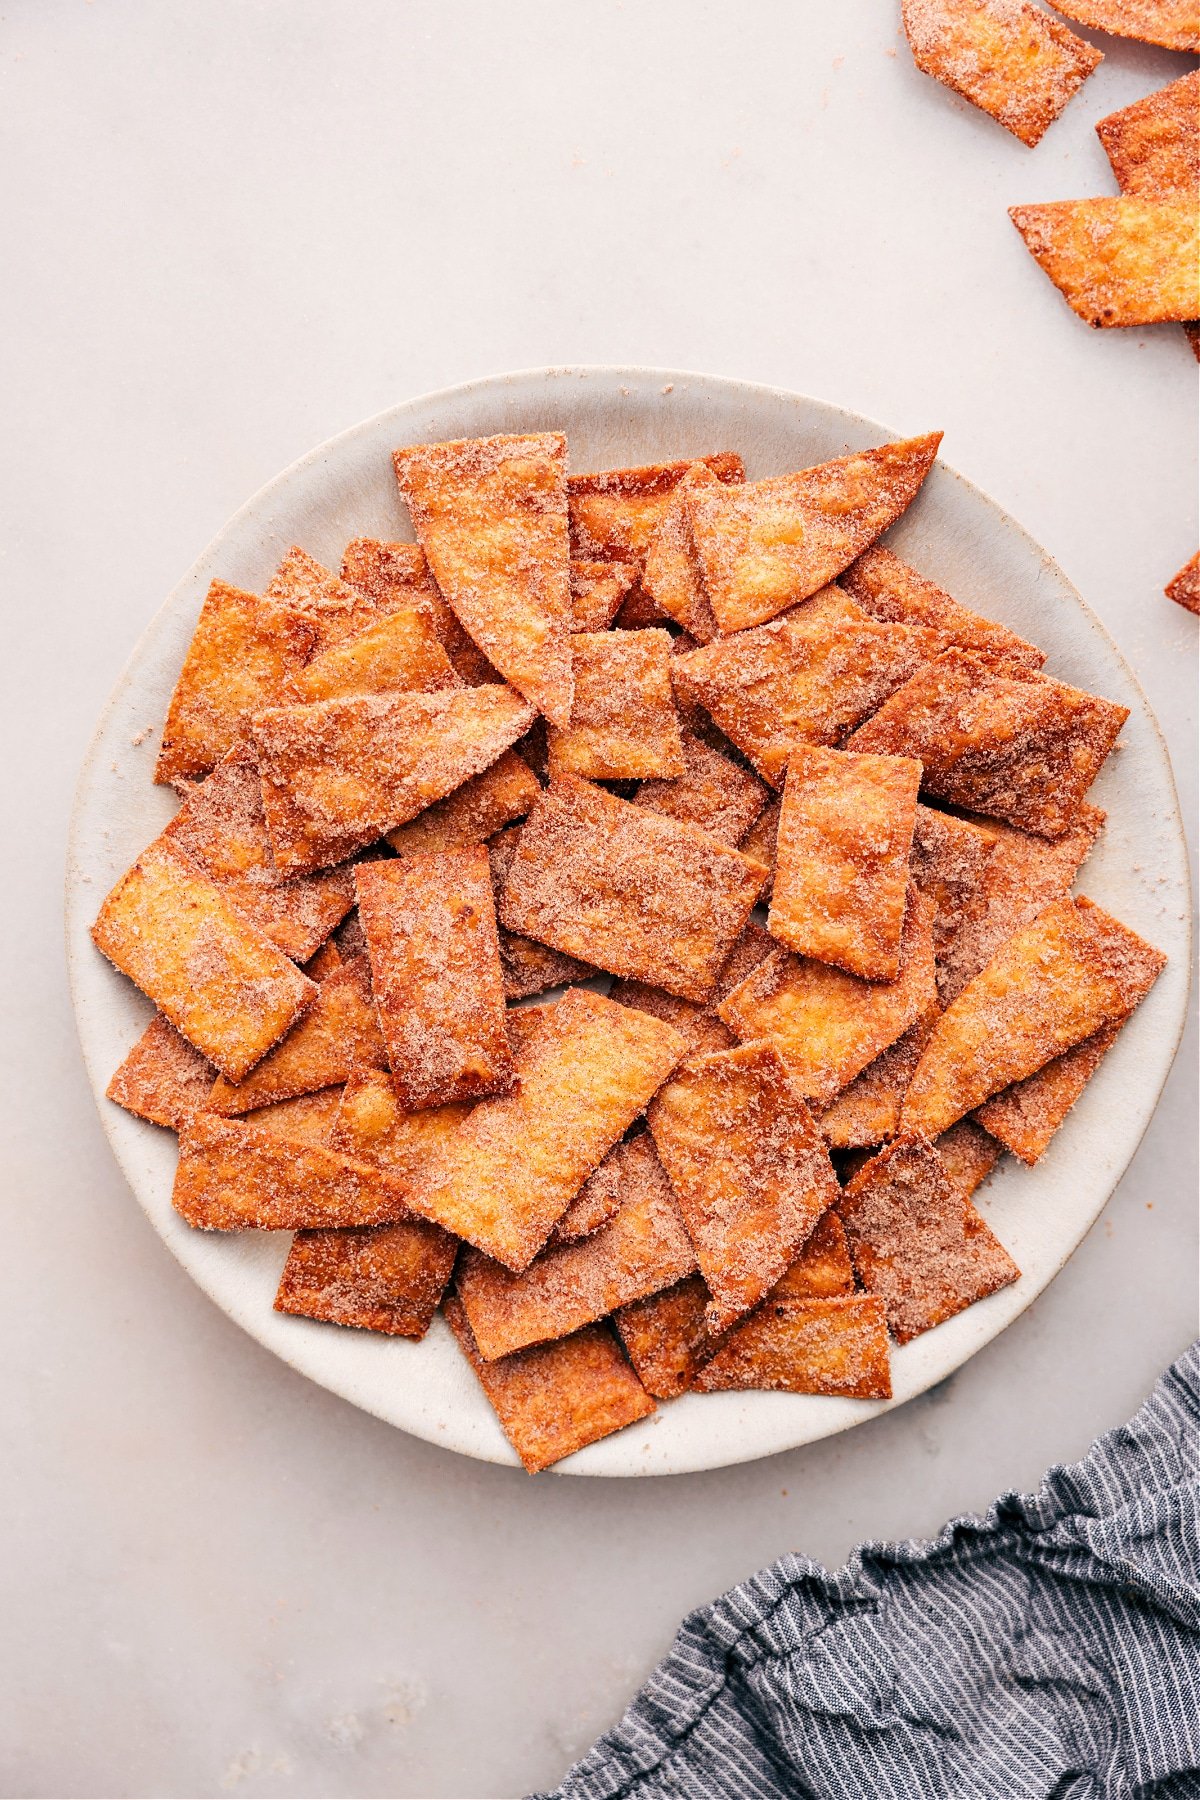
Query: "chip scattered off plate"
1096 70 1199 200
1165 552 1200 617
1009 197 1200 329
902 0 1101 148
1046 0 1199 52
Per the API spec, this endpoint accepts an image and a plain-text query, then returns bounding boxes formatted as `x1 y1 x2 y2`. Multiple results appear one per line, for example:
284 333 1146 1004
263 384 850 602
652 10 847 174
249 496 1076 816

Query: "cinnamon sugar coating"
641 463 725 642
486 827 598 1000
633 730 769 849
106 1013 217 1130
1165 552 1200 618
693 1296 892 1399
340 536 502 687
1097 71 1199 198
909 804 996 967
242 1086 345 1147
265 546 384 655
842 547 1044 669
768 1211 857 1299
974 1021 1120 1163
1009 198 1200 328
569 559 637 632
613 1277 721 1399
902 0 1101 148
547 628 685 781
1045 0 1199 52
275 1217 457 1338
206 953 386 1115
173 1115 413 1232
549 1145 627 1246
817 1000 940 1150
285 602 460 705
387 750 541 859
567 453 744 570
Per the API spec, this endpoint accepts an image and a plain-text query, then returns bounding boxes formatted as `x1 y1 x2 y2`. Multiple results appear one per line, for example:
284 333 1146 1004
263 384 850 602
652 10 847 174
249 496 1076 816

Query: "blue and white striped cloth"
542 1344 1200 1800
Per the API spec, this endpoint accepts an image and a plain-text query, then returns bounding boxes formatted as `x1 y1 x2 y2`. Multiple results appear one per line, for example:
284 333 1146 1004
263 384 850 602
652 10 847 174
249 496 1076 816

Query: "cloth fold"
541 1344 1200 1800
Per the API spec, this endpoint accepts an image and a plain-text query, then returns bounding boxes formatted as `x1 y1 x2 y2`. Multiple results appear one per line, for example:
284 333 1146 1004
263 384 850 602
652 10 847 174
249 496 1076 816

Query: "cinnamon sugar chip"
393 433 574 726
909 804 996 966
614 1277 721 1399
487 828 598 1000
768 1211 856 1299
975 1021 1121 1163
547 629 684 781
842 547 1045 670
847 650 1127 839
286 603 460 705
633 730 769 848
693 1296 892 1399
719 889 937 1107
569 559 637 632
901 895 1166 1137
817 1001 939 1150
736 796 780 897
648 1040 840 1332
444 1295 654 1474
614 585 669 629
206 954 386 1115
499 776 767 1002
387 750 541 859
155 581 310 783
567 453 745 570
902 0 1101 148
402 989 686 1271
641 463 725 641
1165 553 1200 618
1009 198 1200 328
769 746 922 981
106 1013 217 1130
303 939 343 982
672 587 933 787
340 537 502 687
161 754 355 961
355 852 512 1112
604 985 737 1058
92 839 316 1081
264 545 386 655
457 1136 696 1358
937 805 1104 1003
1045 0 1199 52
549 1145 627 1246
330 1067 473 1185
686 434 943 633
242 1085 345 1148
933 1118 1004 1198
839 1136 1020 1344
1097 71 1199 198
275 1216 457 1338
173 1115 412 1232
251 684 536 874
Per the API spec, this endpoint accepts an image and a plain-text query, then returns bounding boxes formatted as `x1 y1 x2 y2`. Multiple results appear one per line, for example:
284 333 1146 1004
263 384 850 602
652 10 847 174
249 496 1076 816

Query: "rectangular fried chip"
693 1295 892 1399
567 453 745 569
487 827 598 1000
839 1136 1020 1343
1008 197 1200 327
456 1135 696 1358
340 536 501 687
672 586 933 787
974 1021 1120 1164
173 1115 412 1231
386 750 541 858
719 889 937 1107
648 1040 840 1331
206 954 386 1115
547 629 685 781
901 895 1167 1137
106 1013 217 1130
404 989 686 1270
769 745 922 980
355 852 512 1112
841 546 1044 670
251 684 536 874
686 434 943 633
569 559 637 631
275 1216 457 1338
156 580 311 783
902 0 1101 148
817 1001 939 1150
847 650 1127 839
242 1085 345 1147
499 775 767 1002
613 1276 720 1399
92 839 316 1080
641 463 725 641
1097 70 1199 197
633 730 769 848
393 433 574 726
909 804 996 966
444 1295 654 1474
264 546 380 655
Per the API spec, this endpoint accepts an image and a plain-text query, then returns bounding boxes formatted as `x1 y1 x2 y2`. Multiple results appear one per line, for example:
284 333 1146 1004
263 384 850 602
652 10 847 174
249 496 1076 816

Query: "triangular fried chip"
841 546 1044 670
1045 0 1199 52
567 453 745 568
902 0 1101 148
633 730 769 848
340 537 502 686
1009 197 1200 327
173 1115 413 1232
768 1210 856 1299
547 629 685 781
672 587 933 786
848 650 1127 839
901 895 1166 1137
206 954 386 1115
444 1296 654 1474
648 1040 840 1332
387 749 540 859
242 1085 345 1147
974 1020 1120 1163
1166 552 1200 616
568 559 637 632
1097 70 1199 198
909 804 996 966
106 1013 217 1130
839 1135 1020 1344
641 463 725 641
285 603 460 705
264 546 383 655
251 684 536 874
275 1216 457 1338
499 776 767 1002
817 1000 940 1150
686 434 943 632
735 795 781 896
487 827 598 1000
933 1118 1004 1198
393 433 574 725
769 746 922 981
693 1296 892 1398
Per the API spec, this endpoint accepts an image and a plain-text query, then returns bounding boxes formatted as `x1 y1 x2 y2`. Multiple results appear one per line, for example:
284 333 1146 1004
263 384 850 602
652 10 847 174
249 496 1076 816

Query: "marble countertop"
2 4 1195 1796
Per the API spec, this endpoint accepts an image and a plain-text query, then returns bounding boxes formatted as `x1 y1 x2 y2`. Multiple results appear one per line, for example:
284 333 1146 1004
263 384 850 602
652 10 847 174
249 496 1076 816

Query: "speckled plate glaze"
66 367 1191 1477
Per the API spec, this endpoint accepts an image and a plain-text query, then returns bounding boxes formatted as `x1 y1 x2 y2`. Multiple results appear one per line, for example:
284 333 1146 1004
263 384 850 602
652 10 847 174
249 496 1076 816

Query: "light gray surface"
2 4 1196 1797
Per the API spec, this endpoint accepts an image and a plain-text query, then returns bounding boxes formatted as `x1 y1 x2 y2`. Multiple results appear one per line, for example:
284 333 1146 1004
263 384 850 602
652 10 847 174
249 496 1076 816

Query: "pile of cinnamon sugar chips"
94 429 1167 1470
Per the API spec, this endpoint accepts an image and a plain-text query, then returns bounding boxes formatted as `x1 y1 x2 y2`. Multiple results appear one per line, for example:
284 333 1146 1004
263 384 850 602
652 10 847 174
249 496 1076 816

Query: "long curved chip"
902 0 1101 148
1009 197 1200 328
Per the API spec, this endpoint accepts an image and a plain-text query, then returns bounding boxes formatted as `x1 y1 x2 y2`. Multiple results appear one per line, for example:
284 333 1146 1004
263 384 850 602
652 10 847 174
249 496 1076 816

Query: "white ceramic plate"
66 366 1191 1477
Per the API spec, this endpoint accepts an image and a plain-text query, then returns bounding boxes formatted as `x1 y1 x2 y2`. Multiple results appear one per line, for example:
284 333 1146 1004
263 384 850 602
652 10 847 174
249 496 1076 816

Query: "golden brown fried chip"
613 1276 720 1399
242 1085 345 1147
569 559 637 632
817 1001 940 1150
902 0 1101 148
173 1116 412 1231
736 796 781 897
275 1216 457 1338
693 1295 893 1398
106 1013 217 1130
686 434 943 633
285 603 460 705
769 746 922 981
456 1136 696 1358
206 954 386 1115
547 629 685 781
156 581 311 783
841 547 1044 670
974 1021 1120 1163
901 896 1166 1137
633 730 769 848
768 1210 856 1299
340 536 502 687
1165 552 1200 617
386 750 541 859
933 1118 1004 1198
840 1136 1020 1344
444 1295 654 1474
265 546 383 655
92 839 316 1081
548 1145 627 1246
303 939 343 982
1097 71 1199 198
330 1066 474 1186
648 1041 840 1331
641 463 725 641
672 587 932 786
1009 197 1200 327
609 921 776 1055
719 889 937 1107
909 804 997 966
404 989 686 1270
499 776 767 1002
251 684 536 875
355 852 512 1112
486 827 598 1000
1046 0 1198 52
848 650 1127 839
393 433 574 726
567 453 745 569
